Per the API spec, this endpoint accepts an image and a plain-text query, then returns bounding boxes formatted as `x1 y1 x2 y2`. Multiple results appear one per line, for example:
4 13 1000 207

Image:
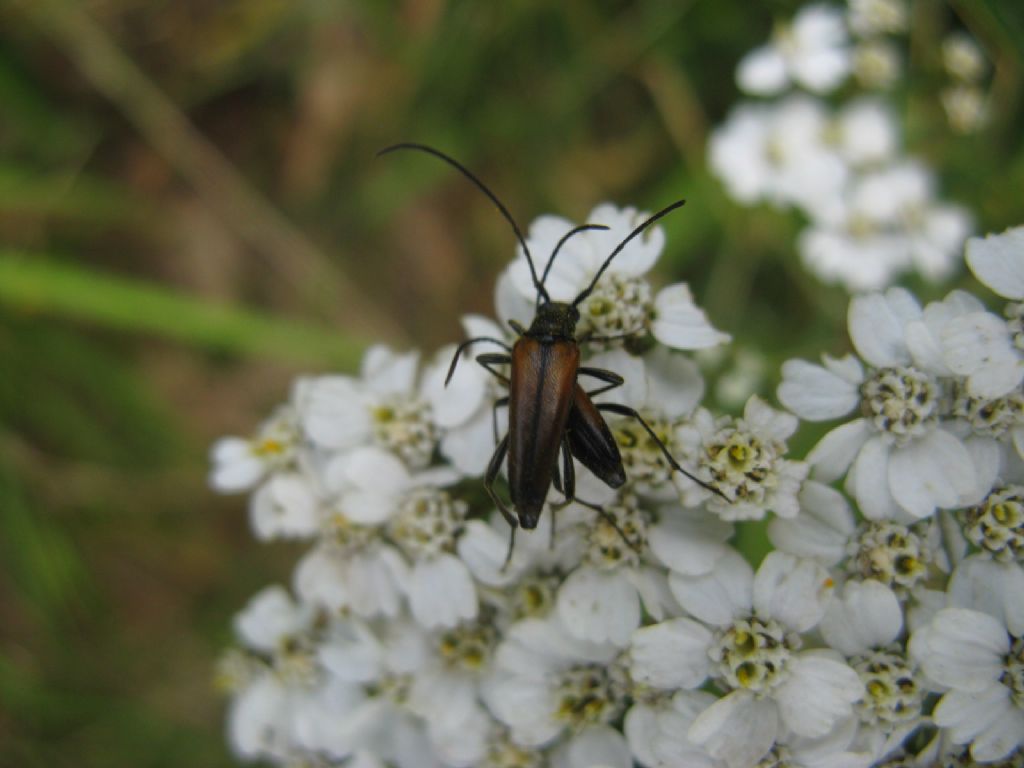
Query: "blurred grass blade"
0 255 365 368
970 0 1024 64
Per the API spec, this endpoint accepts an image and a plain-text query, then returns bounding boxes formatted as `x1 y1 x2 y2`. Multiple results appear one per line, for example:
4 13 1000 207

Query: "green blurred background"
1 1 1022 765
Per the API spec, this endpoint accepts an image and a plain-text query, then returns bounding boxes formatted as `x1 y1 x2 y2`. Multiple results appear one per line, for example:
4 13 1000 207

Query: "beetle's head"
527 301 579 340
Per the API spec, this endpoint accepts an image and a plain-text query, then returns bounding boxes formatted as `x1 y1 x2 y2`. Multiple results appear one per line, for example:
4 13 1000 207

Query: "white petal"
807 419 870 482
318 621 383 682
768 481 854 564
588 203 665 278
648 510 732 576
966 226 1024 300
942 311 1024 399
971 701 1024 762
820 580 902 656
753 552 833 633
744 395 798 442
361 345 419 396
910 608 1007 690
848 289 919 367
228 676 288 759
888 430 976 518
440 413 501 476
561 725 632 768
643 346 706 417
793 46 851 93
629 618 713 690
669 549 752 627
249 473 320 540
424 345 487 429
347 548 408 617
557 567 639 646
483 676 561 747
300 377 372 449
778 359 860 421
456 519 519 587
849 434 900 520
737 45 789 95
774 654 863 737
234 585 310 652
933 685 1013 747
689 690 778 768
652 284 731 350
408 554 477 628
948 556 1024 637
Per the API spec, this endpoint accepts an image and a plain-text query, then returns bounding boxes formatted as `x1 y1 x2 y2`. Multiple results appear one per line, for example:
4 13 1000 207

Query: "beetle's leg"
492 396 509 444
445 337 512 386
476 352 512 386
484 433 516 528
484 433 518 568
560 436 576 502
595 402 729 501
571 495 641 555
577 366 625 398
548 439 578 550
508 319 527 336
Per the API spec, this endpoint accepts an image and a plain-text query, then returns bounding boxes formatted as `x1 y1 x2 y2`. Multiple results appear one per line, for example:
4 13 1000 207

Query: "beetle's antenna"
378 143 550 303
572 200 686 308
536 223 609 307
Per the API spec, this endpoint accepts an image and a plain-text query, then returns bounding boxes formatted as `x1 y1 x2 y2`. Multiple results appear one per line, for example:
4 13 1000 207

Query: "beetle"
379 143 724 552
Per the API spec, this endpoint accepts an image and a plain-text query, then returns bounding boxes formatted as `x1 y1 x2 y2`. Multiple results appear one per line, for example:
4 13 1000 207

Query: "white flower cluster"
212 194 1024 766
710 1 973 291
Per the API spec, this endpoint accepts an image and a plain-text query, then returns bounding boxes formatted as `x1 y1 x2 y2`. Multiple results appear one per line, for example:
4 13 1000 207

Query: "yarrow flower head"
212 123 1023 767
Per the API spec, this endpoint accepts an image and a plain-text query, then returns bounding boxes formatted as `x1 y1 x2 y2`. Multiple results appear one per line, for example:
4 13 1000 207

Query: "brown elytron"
508 318 581 528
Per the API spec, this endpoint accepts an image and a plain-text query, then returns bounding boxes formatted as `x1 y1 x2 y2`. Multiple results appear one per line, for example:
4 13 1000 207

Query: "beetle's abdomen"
508 338 580 528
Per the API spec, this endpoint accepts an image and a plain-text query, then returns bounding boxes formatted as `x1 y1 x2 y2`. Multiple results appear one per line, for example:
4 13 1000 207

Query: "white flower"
227 673 366 764
248 472 321 541
629 551 863 768
624 690 724 768
961 485 1024 563
780 289 980 519
709 97 848 220
210 406 299 493
507 205 728 351
554 496 687 646
737 4 852 95
318 447 476 628
911 605 1024 762
295 346 438 469
676 395 808 522
318 617 447 768
294 539 409 620
768 480 856 565
234 585 315 655
483 614 627 749
799 163 971 290
588 347 706 497
942 226 1024 398
833 98 899 168
819 580 925 759
226 593 368 764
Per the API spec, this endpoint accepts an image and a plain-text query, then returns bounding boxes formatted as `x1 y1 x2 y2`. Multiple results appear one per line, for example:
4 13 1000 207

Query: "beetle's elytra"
379 143 724 552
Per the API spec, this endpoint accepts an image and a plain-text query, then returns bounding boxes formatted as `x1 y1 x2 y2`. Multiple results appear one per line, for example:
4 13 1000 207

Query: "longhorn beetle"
379 143 725 555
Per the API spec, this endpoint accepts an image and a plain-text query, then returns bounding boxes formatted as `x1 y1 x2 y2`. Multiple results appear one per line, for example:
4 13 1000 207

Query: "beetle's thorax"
525 301 579 340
